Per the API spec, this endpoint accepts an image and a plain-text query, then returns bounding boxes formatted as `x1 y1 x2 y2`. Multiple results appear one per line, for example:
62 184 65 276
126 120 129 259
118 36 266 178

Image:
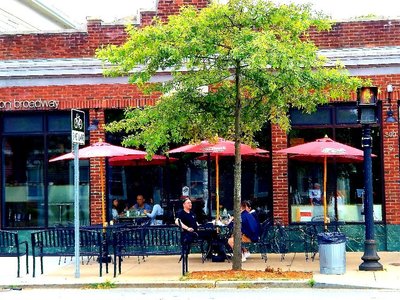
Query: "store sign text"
0 99 59 110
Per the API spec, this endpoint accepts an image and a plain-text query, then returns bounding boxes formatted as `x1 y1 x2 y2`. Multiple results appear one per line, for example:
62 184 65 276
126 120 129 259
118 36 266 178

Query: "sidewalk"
1 252 399 289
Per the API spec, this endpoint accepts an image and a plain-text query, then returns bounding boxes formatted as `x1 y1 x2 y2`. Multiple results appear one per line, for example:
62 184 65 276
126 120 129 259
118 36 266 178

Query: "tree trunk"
232 61 242 270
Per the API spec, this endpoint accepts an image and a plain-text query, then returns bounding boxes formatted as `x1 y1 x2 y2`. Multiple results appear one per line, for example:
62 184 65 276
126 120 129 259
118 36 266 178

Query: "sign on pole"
71 109 85 145
71 109 85 278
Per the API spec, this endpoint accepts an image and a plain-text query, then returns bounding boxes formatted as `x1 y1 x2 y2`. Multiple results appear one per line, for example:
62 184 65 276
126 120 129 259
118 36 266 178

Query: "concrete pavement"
1 251 399 289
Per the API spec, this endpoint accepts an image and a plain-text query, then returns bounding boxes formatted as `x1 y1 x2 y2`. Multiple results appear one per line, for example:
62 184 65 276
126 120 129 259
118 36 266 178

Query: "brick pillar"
89 109 106 225
381 90 400 225
271 125 289 225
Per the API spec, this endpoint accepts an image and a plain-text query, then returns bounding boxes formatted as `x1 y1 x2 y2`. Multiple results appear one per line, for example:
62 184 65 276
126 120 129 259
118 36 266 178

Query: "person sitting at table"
144 197 164 226
175 197 199 244
228 201 260 262
244 200 260 224
131 194 152 214
111 199 123 221
244 200 261 237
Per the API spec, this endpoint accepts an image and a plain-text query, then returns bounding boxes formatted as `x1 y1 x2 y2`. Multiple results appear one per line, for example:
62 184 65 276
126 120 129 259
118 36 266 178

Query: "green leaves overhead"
97 0 362 151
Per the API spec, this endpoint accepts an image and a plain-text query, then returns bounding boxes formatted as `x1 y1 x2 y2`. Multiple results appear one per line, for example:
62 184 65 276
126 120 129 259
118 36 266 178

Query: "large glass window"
4 136 45 227
288 107 382 223
2 112 90 228
47 135 90 227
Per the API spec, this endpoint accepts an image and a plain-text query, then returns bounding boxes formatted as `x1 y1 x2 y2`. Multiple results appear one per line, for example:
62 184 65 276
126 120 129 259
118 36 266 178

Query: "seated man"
175 197 199 244
228 201 260 262
131 194 152 214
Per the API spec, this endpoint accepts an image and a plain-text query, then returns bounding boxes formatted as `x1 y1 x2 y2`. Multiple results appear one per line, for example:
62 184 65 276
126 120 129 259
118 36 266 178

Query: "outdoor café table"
198 221 232 262
118 215 149 226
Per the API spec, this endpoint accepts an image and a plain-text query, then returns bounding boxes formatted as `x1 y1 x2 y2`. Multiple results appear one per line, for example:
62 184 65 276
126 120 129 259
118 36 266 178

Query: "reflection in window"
4 136 45 227
47 135 90 226
2 112 90 228
288 126 382 223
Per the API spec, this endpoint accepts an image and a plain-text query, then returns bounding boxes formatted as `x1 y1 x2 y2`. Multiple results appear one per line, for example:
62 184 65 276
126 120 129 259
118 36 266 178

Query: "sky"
40 0 400 26
275 0 400 19
40 0 156 25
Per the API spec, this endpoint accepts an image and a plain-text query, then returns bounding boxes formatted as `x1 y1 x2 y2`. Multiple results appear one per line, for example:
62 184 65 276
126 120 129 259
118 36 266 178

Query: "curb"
0 280 311 290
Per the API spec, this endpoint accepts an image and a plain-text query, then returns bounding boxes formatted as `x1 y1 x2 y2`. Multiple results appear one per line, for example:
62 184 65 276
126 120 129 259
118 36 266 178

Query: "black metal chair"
0 230 29 277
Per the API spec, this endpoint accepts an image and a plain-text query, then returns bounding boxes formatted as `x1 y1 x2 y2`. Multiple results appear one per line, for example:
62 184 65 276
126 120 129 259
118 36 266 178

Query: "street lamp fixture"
357 86 383 271
386 84 397 123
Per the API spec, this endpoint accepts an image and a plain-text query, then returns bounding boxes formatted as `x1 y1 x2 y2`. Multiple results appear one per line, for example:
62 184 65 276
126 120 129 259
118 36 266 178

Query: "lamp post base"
359 239 383 271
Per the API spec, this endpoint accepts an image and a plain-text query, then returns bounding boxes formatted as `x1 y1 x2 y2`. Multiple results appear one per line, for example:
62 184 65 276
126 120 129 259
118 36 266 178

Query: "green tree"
97 0 362 270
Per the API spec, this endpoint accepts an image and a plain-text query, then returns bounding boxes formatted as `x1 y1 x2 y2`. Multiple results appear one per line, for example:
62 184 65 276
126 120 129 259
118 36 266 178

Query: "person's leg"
241 235 252 259
228 235 234 249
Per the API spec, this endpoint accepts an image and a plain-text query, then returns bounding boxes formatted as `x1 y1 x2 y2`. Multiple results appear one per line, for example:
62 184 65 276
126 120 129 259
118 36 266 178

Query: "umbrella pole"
216 154 220 221
101 157 106 226
323 156 327 230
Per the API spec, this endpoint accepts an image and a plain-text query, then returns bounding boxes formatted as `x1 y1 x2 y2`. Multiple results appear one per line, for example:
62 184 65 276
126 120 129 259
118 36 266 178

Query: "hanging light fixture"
385 84 397 123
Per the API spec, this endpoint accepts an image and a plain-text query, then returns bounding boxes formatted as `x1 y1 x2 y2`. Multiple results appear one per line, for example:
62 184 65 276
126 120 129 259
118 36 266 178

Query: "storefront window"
47 135 90 226
4 136 45 227
2 112 90 228
288 108 382 223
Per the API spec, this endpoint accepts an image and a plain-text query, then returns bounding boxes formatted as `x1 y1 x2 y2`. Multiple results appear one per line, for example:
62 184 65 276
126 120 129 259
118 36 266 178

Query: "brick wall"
0 84 158 110
309 20 400 49
0 84 158 225
1 1 400 225
271 125 289 225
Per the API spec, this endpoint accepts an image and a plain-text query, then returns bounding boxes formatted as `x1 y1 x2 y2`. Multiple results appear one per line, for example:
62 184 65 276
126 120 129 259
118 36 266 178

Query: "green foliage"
86 280 116 289
97 0 362 154
308 278 316 287
97 0 364 270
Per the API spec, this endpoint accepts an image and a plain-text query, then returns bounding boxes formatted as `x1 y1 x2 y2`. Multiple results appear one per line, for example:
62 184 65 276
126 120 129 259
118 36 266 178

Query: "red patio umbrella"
277 136 374 227
109 154 178 166
168 138 268 220
49 139 148 225
196 153 270 162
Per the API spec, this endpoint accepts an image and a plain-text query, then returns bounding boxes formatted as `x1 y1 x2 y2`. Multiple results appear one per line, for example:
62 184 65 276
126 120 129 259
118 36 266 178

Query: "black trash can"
317 232 346 275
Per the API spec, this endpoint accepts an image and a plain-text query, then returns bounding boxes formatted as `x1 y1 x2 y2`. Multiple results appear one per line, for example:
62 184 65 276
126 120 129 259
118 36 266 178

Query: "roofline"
17 0 79 29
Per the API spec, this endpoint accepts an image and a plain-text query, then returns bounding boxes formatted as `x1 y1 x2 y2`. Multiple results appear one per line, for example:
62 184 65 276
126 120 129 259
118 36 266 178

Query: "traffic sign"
71 109 85 145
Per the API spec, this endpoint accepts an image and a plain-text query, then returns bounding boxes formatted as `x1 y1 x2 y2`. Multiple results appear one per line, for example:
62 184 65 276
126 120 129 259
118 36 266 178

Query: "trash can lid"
317 232 346 244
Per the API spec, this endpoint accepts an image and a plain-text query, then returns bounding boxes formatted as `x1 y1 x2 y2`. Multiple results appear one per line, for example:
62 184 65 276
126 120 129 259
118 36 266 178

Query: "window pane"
48 113 71 132
290 108 331 125
47 135 89 226
3 115 43 133
4 136 45 227
336 106 358 124
288 127 382 223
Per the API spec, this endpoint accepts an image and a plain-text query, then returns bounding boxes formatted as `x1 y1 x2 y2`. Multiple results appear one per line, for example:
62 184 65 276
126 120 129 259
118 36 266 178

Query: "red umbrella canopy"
168 138 268 155
196 153 270 162
288 154 365 163
169 138 268 220
277 136 373 228
49 141 146 162
109 154 178 166
276 136 365 157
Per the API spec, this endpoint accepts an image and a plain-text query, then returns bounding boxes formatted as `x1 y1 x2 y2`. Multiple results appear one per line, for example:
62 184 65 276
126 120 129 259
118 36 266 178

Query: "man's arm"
175 218 194 232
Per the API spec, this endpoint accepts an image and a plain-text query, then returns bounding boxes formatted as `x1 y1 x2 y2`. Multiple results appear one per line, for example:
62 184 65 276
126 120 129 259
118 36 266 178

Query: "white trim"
2 46 400 87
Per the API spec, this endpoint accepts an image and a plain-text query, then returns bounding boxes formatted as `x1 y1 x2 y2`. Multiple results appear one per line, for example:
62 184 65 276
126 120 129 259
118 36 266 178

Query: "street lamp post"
357 86 383 271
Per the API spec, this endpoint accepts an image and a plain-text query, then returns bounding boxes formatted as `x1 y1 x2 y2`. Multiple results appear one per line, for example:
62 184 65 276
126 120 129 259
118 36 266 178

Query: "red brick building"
0 0 399 250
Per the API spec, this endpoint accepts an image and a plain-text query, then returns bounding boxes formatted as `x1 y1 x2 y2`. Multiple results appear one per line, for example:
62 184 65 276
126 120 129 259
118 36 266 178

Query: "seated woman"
144 198 164 225
112 199 123 221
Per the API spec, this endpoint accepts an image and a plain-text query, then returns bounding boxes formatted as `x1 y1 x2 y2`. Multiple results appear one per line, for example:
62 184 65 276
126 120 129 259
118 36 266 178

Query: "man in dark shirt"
175 197 198 243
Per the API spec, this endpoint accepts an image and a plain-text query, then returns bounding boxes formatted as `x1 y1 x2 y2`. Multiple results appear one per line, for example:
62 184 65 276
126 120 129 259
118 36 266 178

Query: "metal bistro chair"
241 219 274 262
305 215 344 261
